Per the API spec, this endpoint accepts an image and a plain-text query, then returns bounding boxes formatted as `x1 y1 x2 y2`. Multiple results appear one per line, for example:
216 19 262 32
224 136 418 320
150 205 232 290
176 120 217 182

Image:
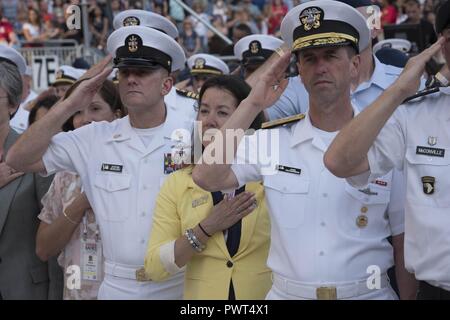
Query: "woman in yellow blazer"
145 75 271 300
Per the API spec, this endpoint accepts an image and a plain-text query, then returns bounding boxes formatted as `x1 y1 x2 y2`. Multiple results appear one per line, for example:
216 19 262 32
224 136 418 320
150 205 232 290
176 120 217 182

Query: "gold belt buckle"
135 267 151 282
316 287 337 300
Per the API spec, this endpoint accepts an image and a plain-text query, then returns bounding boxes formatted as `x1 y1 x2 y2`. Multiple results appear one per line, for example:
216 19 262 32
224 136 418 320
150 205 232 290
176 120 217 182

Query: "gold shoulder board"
261 113 305 129
176 89 199 100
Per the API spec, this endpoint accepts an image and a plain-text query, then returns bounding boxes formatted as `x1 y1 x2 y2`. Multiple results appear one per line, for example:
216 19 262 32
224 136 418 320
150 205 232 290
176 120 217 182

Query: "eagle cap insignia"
194 58 205 69
123 16 140 26
55 70 64 79
249 40 261 54
126 34 141 53
299 7 323 31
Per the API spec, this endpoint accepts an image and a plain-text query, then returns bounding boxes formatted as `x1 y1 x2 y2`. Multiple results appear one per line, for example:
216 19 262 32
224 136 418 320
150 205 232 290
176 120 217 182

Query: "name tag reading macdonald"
101 163 123 173
416 146 445 157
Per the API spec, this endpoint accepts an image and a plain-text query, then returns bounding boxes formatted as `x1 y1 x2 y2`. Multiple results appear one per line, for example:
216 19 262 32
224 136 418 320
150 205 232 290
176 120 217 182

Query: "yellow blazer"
145 167 271 300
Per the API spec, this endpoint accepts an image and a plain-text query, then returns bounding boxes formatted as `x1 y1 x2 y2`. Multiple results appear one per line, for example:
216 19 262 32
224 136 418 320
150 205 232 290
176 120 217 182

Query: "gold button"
356 215 368 228
360 206 368 213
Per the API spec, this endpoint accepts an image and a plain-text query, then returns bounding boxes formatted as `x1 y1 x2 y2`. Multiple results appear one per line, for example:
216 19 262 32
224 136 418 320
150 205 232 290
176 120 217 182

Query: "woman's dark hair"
28 94 59 126
28 8 41 25
62 80 124 131
198 74 265 130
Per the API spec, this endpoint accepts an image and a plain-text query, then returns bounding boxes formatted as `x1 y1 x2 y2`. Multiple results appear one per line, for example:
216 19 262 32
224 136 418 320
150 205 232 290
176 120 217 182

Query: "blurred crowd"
0 0 444 56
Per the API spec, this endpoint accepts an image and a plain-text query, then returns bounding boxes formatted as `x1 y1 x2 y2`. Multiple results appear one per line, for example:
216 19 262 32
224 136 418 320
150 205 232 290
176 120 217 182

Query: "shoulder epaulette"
176 88 199 100
261 113 305 129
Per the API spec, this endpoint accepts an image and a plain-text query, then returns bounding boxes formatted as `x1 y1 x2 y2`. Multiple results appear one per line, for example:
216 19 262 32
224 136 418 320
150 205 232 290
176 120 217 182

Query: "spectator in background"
227 6 259 34
109 0 123 21
169 0 185 31
23 8 46 43
28 94 59 126
266 0 288 35
0 7 17 46
208 14 229 54
402 0 437 48
10 67 38 133
52 0 66 22
212 0 228 23
89 4 109 51
12 3 28 42
242 0 262 20
42 15 61 40
0 47 60 300
220 22 253 56
0 0 18 23
36 81 123 300
153 0 169 16
380 0 399 26
190 1 211 53
179 18 201 57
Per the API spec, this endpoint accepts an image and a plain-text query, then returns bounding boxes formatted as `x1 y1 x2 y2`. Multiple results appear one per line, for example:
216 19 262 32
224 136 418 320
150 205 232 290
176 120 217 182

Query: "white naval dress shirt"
231 110 404 285
349 87 450 291
41 103 193 298
164 87 197 122
10 90 38 134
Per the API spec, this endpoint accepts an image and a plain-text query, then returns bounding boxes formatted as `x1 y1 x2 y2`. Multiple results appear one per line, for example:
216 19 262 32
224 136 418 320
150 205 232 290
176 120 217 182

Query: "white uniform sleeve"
347 107 407 188
42 124 94 177
230 132 264 187
159 240 185 275
266 77 309 120
386 168 406 236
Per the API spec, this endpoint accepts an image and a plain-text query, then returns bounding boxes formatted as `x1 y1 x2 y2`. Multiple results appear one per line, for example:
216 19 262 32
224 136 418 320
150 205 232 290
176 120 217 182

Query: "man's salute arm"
6 56 113 173
324 38 445 178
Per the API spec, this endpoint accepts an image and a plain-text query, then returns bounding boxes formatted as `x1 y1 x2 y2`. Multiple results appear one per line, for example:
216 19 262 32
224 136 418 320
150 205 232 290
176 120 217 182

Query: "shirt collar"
353 56 390 94
290 106 360 150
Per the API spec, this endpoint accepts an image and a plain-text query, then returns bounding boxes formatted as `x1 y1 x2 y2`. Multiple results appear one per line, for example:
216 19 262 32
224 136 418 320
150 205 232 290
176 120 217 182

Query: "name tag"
416 146 445 157
192 195 209 208
276 164 301 175
101 163 123 173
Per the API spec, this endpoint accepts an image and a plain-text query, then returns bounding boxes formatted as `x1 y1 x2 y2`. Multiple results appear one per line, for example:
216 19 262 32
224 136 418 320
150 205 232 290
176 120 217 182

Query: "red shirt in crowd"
0 18 14 44
268 1 288 35
381 4 398 26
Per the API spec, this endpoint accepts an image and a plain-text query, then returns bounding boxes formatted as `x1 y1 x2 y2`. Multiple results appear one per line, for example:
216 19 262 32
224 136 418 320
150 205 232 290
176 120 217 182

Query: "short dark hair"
28 95 59 126
198 75 265 131
233 23 252 38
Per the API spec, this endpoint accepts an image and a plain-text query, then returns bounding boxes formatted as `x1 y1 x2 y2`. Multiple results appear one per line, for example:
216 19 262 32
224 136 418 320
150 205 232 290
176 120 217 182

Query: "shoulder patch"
262 113 305 129
176 88 199 100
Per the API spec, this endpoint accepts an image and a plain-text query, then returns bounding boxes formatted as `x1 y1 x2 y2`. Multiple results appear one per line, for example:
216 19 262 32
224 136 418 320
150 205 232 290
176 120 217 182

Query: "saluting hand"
245 49 291 111
394 37 445 99
200 192 257 236
63 55 113 112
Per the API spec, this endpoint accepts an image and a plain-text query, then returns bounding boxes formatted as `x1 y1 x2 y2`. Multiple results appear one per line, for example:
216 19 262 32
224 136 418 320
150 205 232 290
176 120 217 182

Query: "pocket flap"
264 174 309 194
29 264 49 284
345 183 390 204
94 173 131 192
406 146 450 166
